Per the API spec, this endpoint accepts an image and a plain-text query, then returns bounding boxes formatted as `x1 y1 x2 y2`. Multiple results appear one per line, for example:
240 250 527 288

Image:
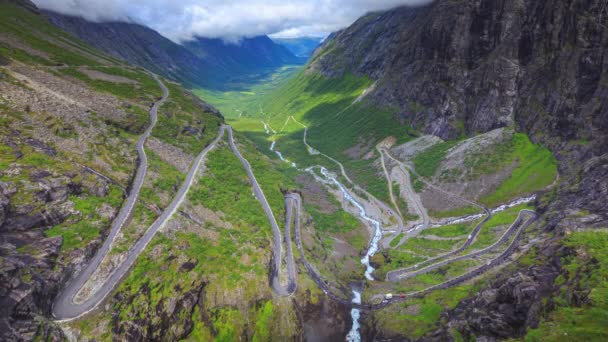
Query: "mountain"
209 0 607 340
0 1 229 339
183 35 305 75
272 37 323 57
2 0 608 340
43 11 304 88
0 1 347 341
299 0 607 339
42 11 219 86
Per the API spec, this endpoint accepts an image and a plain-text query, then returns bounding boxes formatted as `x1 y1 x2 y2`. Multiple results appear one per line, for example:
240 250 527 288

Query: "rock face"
310 0 607 147
43 11 303 88
310 0 608 339
0 167 107 341
424 244 563 341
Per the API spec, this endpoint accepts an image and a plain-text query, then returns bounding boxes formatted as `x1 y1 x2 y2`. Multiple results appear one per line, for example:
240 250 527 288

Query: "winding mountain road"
51 75 541 320
377 146 405 221
225 125 296 296
258 115 540 313
285 189 537 310
379 148 430 248
387 209 536 282
52 77 226 321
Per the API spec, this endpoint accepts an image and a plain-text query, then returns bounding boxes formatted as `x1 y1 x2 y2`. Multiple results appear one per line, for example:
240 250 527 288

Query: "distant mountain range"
44 11 305 89
272 37 323 57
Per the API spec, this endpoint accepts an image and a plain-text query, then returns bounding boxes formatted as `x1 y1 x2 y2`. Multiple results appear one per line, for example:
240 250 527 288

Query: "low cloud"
33 0 432 42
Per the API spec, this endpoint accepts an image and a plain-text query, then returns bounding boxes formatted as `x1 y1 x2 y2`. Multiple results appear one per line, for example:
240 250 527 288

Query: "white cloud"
33 0 432 42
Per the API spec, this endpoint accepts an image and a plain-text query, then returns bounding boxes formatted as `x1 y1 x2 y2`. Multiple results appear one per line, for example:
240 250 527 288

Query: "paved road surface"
288 188 537 310
225 125 296 296
53 78 225 320
377 146 405 220
387 209 536 282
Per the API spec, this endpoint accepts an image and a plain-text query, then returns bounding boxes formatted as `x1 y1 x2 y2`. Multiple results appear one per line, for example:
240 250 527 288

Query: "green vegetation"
462 132 516 179
210 307 244 342
155 82 223 154
189 145 274 233
194 66 302 119
400 236 464 257
140 149 184 208
306 203 361 234
0 2 120 66
410 171 425 193
183 307 213 341
429 206 481 219
197 70 414 202
464 203 531 252
252 301 274 342
46 185 123 251
524 231 608 341
377 277 483 338
421 222 475 238
188 134 295 229
481 133 557 206
390 233 405 247
113 137 300 339
110 202 157 254
413 140 459 177
376 249 428 278
60 66 161 100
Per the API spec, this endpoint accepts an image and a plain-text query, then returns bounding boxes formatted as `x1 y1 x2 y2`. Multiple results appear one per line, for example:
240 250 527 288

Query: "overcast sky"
33 0 432 42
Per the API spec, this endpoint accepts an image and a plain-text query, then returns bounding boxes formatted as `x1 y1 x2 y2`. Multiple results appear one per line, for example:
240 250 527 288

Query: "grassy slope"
194 65 302 120
480 133 557 206
414 131 557 214
0 1 220 264
522 231 608 342
199 70 413 202
77 135 301 340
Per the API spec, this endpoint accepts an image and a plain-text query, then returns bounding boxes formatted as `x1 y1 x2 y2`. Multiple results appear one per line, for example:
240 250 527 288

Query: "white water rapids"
266 130 381 341
266 133 537 341
312 167 383 341
270 140 297 167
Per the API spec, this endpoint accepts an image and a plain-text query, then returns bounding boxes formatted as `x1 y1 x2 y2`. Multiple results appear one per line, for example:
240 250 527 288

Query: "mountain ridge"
43 10 304 89
272 37 323 57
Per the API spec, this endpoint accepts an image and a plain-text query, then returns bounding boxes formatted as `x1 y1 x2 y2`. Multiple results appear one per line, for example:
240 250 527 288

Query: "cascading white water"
491 195 536 213
317 167 383 340
269 132 537 341
431 195 538 227
270 140 296 167
346 290 362 342
270 136 382 341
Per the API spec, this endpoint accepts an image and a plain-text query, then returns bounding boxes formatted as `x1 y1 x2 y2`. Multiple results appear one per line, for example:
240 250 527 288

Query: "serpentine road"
285 188 537 310
377 146 404 220
51 78 539 320
264 127 539 311
387 209 537 282
225 125 297 296
52 77 226 320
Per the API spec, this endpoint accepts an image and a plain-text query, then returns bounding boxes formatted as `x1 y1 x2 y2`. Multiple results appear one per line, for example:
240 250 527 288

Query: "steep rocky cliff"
309 0 607 339
311 0 607 145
